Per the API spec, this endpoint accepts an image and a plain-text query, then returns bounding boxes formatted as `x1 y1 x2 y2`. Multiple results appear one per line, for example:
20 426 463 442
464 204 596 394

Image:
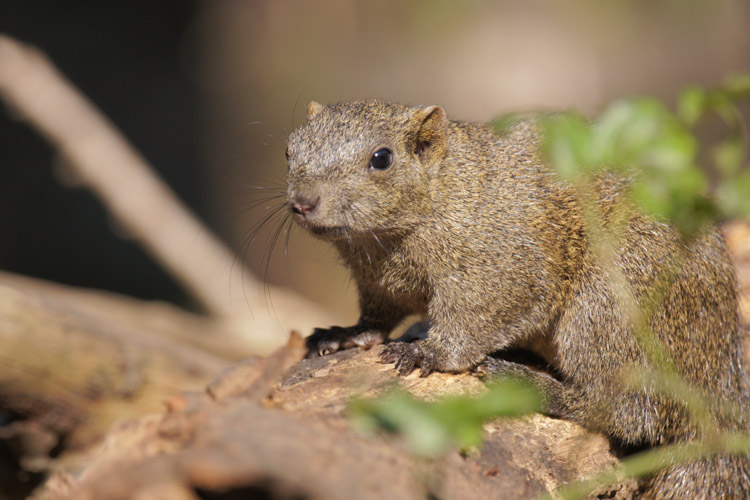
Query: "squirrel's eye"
369 148 393 170
285 147 290 161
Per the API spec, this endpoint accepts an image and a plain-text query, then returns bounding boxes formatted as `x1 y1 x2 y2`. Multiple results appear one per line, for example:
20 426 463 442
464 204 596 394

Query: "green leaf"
539 112 592 180
588 99 638 166
348 379 541 458
678 86 706 126
723 72 750 99
713 139 744 176
632 164 711 237
716 171 750 218
349 390 453 456
639 132 697 174
491 112 524 136
588 98 696 175
706 90 739 126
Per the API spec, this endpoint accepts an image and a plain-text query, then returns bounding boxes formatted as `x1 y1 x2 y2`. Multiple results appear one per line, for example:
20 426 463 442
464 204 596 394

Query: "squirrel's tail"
642 453 750 499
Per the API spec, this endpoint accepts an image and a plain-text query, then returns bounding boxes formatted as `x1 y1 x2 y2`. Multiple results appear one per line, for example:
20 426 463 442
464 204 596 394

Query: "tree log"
33 340 638 500
0 271 230 455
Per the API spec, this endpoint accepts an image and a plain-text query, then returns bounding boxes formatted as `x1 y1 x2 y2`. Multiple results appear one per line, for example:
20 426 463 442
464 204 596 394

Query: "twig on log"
207 331 306 402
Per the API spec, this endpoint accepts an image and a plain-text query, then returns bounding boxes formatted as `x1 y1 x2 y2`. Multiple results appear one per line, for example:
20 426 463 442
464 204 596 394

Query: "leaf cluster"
539 73 750 237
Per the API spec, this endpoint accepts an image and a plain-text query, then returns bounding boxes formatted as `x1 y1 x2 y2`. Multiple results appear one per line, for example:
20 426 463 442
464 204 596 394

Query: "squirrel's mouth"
305 223 353 240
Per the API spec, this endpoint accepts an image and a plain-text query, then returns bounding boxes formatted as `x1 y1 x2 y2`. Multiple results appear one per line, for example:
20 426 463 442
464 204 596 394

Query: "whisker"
283 214 293 273
232 201 289 310
350 207 387 255
230 194 287 215
264 209 289 298
369 228 387 253
260 208 295 331
359 222 373 266
233 192 285 205
349 205 382 266
342 211 362 271
234 184 282 191
232 172 287 191
243 203 290 247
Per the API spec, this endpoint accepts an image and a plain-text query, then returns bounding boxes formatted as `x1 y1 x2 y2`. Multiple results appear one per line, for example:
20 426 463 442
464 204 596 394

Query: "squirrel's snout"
290 195 320 217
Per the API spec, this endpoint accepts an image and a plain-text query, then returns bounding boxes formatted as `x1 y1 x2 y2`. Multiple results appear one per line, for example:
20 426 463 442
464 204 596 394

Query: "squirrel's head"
286 99 448 241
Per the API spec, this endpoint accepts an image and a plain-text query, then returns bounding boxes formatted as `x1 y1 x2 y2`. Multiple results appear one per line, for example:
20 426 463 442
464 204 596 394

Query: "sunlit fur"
286 100 750 498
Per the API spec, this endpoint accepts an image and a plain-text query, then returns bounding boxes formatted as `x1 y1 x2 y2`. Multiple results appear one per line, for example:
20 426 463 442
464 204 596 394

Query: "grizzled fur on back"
286 99 750 498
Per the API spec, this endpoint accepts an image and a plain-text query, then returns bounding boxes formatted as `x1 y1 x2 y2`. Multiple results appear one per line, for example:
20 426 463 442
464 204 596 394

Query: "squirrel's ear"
414 105 448 159
307 101 324 120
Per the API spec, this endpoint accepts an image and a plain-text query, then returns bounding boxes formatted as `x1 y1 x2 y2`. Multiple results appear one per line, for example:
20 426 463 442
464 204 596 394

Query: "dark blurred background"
0 0 748 320
0 0 202 307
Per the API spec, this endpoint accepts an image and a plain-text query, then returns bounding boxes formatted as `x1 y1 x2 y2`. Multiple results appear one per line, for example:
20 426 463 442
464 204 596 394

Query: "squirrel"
285 99 750 498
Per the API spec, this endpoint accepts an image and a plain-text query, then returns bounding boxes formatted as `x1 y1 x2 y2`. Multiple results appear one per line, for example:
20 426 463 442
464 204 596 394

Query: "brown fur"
286 100 750 497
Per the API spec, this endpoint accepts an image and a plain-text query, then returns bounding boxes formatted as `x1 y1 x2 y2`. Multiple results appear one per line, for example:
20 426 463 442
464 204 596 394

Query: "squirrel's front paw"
379 341 437 377
305 325 386 358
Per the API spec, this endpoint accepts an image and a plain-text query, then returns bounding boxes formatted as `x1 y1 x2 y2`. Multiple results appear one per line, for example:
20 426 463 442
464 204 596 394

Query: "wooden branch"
35 345 637 500
0 271 230 453
0 271 329 497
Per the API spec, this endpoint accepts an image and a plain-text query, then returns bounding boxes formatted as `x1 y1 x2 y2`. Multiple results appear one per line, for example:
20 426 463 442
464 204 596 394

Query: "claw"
396 355 416 376
418 348 435 377
379 344 399 364
306 325 386 358
306 327 339 358
380 342 435 377
475 361 494 376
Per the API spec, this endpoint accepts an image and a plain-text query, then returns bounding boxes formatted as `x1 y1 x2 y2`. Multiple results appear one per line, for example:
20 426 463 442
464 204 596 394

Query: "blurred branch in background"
0 34 229 315
0 33 333 353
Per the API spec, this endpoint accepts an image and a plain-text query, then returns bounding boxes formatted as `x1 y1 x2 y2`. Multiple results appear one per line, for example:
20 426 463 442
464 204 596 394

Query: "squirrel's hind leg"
476 357 576 420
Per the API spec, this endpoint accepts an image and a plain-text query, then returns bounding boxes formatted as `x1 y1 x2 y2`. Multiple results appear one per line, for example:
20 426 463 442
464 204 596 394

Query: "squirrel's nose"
291 196 320 216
